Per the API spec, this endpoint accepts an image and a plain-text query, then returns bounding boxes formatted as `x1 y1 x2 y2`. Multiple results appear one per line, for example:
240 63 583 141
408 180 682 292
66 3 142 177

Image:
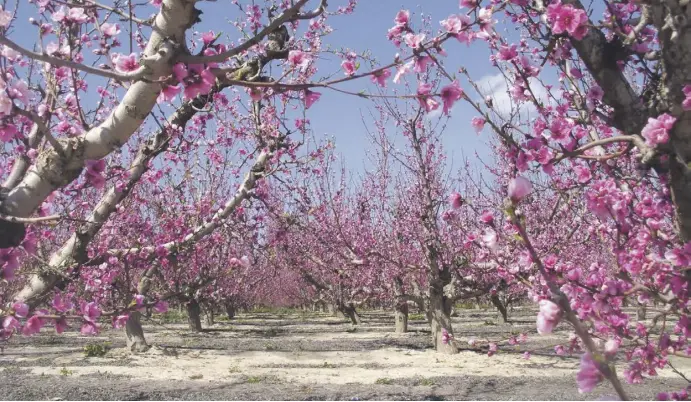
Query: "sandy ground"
0 308 688 400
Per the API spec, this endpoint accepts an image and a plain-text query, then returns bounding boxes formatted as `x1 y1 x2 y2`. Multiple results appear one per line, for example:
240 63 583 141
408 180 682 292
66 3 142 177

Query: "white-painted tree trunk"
125 311 150 353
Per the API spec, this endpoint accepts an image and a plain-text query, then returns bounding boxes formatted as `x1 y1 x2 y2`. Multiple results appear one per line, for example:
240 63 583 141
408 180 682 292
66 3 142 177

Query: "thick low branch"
0 35 149 82
0 0 197 245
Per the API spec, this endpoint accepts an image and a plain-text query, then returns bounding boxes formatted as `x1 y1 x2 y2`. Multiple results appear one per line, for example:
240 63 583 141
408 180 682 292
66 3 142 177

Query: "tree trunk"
637 304 647 321
125 311 150 353
490 295 508 323
205 308 214 326
340 303 362 325
186 299 203 332
475 296 482 310
225 302 236 320
327 303 338 316
394 301 408 333
427 287 458 354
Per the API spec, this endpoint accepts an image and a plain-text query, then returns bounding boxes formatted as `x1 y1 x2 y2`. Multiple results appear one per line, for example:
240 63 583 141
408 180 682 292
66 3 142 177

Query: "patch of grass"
159 310 188 323
83 342 110 357
409 313 426 321
246 376 262 384
228 366 242 374
264 343 277 351
375 377 394 385
188 374 204 380
483 320 497 326
3 366 25 375
322 361 337 368
345 327 358 333
59 367 73 376
419 378 436 386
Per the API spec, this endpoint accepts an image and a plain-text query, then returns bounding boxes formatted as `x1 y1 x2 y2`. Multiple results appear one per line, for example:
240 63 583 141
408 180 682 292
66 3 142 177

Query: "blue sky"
11 0 519 177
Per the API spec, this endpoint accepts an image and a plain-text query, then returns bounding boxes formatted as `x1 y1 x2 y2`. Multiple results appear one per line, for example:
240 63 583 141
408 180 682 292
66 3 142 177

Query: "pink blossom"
248 88 263 102
536 299 561 334
183 67 216 99
0 124 18 142
449 192 463 209
508 176 532 202
476 8 495 39
341 60 356 76
85 159 106 189
2 45 20 61
480 210 494 224
604 339 619 355
441 14 466 35
0 93 12 116
9 80 29 104
641 113 676 146
471 117 486 133
157 84 181 103
523 351 531 359
546 3 589 40
488 342 497 356
51 6 67 22
0 7 11 27
101 23 120 37
394 10 410 26
441 328 452 345
481 229 498 250
22 316 43 335
497 44 518 61
173 63 189 82
574 165 592 183
682 85 691 111
417 83 439 113
53 293 74 313
288 50 311 72
3 315 19 331
576 353 603 393
404 33 425 50
150 0 162 6
393 60 414 84
113 53 139 73
55 318 68 334
370 69 391 87
414 56 432 74
113 315 129 329
82 302 101 323
153 301 168 314
240 256 251 268
201 31 216 45
440 80 463 114
12 302 29 318
81 322 99 335
304 90 321 109
68 8 89 24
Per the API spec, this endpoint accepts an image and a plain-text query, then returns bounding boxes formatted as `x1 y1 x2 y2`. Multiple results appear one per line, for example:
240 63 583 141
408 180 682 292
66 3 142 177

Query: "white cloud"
474 73 548 121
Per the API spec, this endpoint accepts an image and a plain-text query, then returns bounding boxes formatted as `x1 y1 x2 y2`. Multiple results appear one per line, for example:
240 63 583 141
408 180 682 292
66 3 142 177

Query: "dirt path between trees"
1 309 688 400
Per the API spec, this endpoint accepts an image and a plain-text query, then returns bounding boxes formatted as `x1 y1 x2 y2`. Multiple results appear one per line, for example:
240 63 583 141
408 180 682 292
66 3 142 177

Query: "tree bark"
225 302 236 320
637 304 647 321
490 295 508 323
340 303 362 325
125 311 150 353
205 308 214 327
394 301 408 333
186 299 203 332
427 285 458 354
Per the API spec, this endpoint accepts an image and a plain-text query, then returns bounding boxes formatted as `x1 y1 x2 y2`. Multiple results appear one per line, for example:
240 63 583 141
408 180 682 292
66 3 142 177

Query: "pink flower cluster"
536 299 561 334
545 2 589 40
641 113 676 147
